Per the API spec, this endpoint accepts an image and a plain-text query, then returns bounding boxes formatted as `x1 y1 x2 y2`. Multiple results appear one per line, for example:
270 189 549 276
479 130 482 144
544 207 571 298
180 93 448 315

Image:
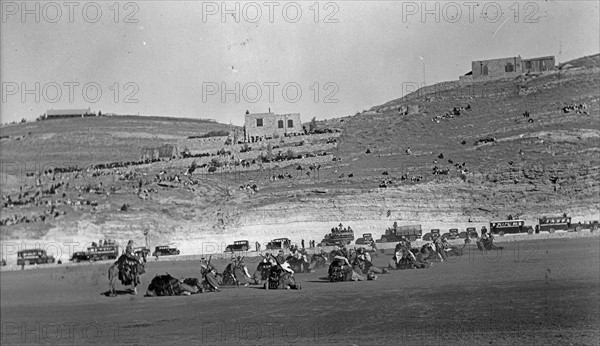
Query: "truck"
377 223 422 243
319 228 354 247
17 249 56 266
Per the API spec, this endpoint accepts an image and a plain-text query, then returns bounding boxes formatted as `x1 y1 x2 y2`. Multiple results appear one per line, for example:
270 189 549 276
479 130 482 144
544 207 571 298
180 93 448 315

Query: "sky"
1 1 599 126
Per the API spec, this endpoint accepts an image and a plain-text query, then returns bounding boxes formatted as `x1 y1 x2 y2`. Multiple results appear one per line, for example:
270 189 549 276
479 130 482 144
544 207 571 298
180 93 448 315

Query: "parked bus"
536 216 580 233
17 249 55 266
489 220 534 236
87 243 120 261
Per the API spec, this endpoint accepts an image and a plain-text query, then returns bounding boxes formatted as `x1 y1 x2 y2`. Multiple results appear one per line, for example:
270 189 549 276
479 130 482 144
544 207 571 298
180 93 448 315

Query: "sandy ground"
1 237 599 345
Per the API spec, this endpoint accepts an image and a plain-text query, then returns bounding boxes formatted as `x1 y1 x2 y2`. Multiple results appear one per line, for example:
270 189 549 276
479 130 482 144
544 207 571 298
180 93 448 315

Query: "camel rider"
433 237 447 261
200 258 220 291
117 240 141 266
331 246 344 258
276 250 286 264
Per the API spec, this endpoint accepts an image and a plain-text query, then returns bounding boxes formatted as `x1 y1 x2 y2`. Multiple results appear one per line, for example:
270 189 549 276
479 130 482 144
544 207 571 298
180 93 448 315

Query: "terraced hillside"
1 54 598 260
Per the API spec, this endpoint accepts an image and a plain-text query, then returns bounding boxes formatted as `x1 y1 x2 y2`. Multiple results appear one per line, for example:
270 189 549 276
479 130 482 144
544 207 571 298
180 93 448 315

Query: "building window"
526 61 532 69
278 120 284 128
256 118 263 127
505 63 514 72
287 119 294 128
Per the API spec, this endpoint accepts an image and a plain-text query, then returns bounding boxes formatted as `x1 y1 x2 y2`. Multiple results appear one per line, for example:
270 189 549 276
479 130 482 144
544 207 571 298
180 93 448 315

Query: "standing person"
301 239 305 250
255 241 261 252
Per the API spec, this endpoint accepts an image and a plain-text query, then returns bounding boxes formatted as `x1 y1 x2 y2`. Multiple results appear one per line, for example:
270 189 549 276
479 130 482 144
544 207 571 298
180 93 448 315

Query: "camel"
108 258 145 296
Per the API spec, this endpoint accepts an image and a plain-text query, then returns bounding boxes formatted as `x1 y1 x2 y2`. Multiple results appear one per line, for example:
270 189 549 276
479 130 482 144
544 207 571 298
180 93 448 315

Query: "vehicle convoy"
320 224 354 246
489 220 534 236
378 223 422 243
355 233 374 245
266 238 291 250
153 245 181 256
17 249 55 266
536 216 580 233
224 240 249 252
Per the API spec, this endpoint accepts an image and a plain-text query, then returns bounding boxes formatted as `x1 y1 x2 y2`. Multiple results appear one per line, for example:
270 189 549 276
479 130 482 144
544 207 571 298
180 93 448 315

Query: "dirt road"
1 237 599 345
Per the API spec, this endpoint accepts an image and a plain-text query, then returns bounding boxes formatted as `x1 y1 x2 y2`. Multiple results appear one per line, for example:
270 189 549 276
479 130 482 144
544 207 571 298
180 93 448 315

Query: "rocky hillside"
1 54 599 260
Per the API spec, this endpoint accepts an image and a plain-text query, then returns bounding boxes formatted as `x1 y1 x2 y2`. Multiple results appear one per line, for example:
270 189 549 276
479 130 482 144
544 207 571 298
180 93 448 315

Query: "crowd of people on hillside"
431 104 471 123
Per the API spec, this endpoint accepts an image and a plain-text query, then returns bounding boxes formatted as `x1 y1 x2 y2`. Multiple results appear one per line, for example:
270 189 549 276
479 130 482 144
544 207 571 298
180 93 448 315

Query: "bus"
87 243 120 261
489 220 533 236
536 216 580 233
17 249 56 266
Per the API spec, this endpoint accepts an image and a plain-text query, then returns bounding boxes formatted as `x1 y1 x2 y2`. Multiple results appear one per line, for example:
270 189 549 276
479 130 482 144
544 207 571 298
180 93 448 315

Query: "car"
266 238 291 250
423 229 441 241
579 221 599 232
152 246 181 257
70 251 91 262
465 227 478 239
355 233 374 245
134 246 151 258
225 240 250 252
17 249 55 266
442 228 460 240
377 223 422 243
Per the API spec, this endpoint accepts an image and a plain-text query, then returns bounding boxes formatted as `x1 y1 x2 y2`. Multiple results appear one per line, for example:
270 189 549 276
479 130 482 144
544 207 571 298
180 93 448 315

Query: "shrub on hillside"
197 130 229 138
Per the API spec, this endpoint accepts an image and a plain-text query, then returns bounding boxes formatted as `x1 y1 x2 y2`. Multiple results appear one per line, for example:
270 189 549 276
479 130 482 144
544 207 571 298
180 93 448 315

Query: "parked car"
225 240 250 252
442 228 460 240
423 229 441 241
355 233 374 245
152 246 180 257
579 221 599 232
70 251 91 262
266 238 291 250
465 227 478 239
134 246 151 258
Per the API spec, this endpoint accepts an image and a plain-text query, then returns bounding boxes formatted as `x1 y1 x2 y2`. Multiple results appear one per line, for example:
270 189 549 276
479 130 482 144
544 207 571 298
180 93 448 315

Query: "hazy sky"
1 1 599 125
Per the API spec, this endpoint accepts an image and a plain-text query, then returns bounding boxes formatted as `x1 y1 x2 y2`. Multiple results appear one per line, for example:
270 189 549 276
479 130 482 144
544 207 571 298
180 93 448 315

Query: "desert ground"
1 236 599 345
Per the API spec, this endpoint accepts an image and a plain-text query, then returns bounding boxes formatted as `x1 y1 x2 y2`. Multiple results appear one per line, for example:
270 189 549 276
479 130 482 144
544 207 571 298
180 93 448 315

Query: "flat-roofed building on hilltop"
45 108 92 119
244 111 302 143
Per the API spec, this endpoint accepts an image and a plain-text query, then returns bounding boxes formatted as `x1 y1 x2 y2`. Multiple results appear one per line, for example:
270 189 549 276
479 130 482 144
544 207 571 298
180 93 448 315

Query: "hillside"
1 54 599 261
0 116 233 165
